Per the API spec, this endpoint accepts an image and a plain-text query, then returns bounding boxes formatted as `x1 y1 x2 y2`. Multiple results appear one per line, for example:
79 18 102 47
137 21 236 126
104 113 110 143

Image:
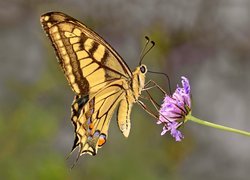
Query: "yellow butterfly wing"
71 80 129 155
40 12 142 156
40 11 132 95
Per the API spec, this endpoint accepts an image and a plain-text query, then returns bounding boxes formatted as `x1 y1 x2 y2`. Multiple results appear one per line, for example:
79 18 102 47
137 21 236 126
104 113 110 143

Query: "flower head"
158 76 191 141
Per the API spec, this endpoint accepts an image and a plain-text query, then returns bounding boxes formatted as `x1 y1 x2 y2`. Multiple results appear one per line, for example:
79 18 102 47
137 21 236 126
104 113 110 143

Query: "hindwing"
71 81 129 155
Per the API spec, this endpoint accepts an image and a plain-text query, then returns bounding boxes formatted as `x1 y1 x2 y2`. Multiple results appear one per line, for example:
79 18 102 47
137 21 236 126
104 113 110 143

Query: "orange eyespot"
98 136 106 147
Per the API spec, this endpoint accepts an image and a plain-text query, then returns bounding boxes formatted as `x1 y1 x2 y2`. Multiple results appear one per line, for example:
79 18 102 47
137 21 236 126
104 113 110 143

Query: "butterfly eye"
140 65 147 74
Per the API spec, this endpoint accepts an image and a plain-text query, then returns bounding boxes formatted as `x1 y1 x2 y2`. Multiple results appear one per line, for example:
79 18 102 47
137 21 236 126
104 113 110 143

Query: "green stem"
186 114 250 136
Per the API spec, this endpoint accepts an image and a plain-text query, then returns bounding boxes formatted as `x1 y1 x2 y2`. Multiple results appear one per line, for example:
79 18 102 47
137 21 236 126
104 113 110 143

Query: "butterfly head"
131 64 147 100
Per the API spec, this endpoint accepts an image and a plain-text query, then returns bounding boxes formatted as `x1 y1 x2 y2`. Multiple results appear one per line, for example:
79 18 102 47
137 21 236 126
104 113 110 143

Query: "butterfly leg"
137 100 159 120
145 90 161 110
145 89 172 123
139 93 160 112
143 80 167 94
140 84 172 123
143 80 154 89
138 96 171 123
142 85 157 91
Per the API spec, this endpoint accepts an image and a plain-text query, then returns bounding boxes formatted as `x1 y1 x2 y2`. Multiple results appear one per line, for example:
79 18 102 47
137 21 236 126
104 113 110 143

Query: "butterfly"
40 12 158 157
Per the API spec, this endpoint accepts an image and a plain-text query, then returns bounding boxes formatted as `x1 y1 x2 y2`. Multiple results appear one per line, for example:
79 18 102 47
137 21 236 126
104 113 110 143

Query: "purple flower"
157 76 191 141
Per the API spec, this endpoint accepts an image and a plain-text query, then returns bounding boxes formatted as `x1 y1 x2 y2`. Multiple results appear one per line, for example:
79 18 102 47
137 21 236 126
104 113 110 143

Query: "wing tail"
70 95 89 152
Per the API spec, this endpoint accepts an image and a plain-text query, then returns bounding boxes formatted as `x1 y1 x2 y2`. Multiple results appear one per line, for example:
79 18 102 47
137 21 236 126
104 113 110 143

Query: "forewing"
71 81 126 156
40 12 132 96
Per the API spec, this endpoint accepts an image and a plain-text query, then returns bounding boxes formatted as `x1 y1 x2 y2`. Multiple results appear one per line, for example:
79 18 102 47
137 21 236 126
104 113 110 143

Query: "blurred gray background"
0 0 250 179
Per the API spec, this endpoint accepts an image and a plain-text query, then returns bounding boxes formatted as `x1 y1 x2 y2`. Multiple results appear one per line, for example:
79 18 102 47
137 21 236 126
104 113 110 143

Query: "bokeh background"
1 0 250 179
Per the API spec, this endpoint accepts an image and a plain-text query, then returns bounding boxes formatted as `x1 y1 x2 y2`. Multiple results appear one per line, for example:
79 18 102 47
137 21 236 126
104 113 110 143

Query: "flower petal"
157 77 191 141
171 130 184 141
181 76 190 94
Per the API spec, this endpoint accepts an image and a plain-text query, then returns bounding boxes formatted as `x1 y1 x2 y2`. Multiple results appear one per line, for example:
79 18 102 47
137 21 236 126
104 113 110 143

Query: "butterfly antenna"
147 70 172 94
139 36 155 65
139 36 150 61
